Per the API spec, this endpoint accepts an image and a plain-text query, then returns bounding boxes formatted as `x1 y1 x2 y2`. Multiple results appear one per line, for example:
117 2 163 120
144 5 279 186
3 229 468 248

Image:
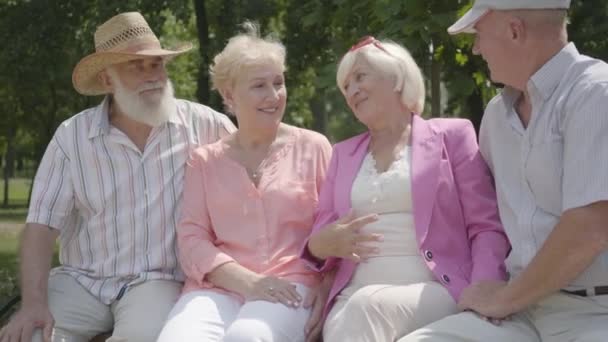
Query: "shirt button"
441 274 450 284
424 250 433 261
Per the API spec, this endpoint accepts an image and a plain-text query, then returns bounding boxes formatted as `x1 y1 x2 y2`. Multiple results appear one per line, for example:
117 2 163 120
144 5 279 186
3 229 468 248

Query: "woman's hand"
308 210 382 262
245 274 302 308
207 262 302 308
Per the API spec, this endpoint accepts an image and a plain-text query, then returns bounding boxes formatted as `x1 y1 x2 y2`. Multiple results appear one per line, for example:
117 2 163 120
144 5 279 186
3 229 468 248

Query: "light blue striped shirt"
27 98 235 304
479 43 608 288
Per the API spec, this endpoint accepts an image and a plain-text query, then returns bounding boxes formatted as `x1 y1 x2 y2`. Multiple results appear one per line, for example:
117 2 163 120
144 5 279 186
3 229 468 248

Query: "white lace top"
351 146 418 256
340 145 435 294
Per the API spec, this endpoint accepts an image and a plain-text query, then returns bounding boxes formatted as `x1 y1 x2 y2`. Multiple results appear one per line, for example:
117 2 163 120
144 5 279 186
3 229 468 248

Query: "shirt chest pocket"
525 136 564 215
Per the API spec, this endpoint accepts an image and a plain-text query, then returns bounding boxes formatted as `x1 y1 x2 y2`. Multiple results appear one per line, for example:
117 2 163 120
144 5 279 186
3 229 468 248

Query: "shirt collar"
528 42 579 101
166 101 183 126
87 97 184 139
88 96 112 139
500 43 579 108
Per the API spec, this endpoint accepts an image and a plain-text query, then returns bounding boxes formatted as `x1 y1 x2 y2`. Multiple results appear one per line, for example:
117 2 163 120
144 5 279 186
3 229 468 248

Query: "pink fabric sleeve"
449 120 510 283
177 150 235 287
301 146 340 273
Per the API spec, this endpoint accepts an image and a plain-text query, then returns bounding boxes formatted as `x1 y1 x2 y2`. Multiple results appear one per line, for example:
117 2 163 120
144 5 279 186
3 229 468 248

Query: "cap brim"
448 8 489 35
72 42 193 96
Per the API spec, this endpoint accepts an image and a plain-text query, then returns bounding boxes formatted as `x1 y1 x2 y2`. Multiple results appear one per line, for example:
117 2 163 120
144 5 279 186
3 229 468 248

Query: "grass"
0 178 28 233
0 231 20 305
0 177 31 209
0 230 61 325
0 208 27 223
0 178 29 316
0 229 61 308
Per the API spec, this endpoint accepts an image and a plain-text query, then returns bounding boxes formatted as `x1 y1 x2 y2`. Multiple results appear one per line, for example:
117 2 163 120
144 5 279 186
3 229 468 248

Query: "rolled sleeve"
26 138 75 230
177 150 235 286
562 83 608 211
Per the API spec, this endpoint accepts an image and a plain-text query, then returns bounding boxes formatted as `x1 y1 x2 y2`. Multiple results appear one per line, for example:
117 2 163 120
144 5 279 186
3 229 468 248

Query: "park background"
1 0 607 317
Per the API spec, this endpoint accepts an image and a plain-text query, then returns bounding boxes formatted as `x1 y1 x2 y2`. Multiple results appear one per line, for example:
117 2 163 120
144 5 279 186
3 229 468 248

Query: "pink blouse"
178 125 332 297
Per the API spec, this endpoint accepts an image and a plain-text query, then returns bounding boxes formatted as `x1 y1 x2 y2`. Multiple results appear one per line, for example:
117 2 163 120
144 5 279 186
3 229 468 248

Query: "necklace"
235 134 275 183
250 165 263 181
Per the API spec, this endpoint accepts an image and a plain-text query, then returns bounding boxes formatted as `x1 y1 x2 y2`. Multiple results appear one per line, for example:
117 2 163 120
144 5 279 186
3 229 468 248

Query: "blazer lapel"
411 115 442 243
334 133 370 216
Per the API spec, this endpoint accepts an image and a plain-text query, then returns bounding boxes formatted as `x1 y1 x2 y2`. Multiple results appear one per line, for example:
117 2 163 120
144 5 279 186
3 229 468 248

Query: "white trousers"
323 281 458 342
399 292 608 342
157 284 311 342
31 273 181 342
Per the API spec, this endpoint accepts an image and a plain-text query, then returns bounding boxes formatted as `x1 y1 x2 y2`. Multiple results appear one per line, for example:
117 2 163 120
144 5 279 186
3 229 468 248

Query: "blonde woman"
302 36 510 341
157 24 331 342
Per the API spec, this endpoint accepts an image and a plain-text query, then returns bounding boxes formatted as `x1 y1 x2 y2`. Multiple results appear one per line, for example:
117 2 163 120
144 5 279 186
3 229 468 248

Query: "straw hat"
72 12 192 95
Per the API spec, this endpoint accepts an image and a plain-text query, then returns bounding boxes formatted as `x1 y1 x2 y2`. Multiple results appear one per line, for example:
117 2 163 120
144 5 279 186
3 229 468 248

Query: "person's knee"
223 320 273 342
111 325 161 342
346 286 390 319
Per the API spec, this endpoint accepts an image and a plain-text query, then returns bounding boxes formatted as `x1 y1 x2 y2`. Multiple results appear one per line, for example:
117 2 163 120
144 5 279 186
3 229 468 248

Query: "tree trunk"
2 168 9 208
194 0 211 104
3 130 15 208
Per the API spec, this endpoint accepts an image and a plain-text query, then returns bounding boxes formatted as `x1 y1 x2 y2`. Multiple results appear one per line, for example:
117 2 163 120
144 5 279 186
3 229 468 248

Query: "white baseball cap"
448 0 571 35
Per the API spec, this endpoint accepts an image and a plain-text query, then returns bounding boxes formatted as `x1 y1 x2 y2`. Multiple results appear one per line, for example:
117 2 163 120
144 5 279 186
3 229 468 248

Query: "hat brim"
72 42 193 96
448 8 489 35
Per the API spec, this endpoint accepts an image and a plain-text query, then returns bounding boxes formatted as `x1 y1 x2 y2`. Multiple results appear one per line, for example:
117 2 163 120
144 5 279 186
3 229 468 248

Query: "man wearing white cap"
0 12 235 342
400 1 608 341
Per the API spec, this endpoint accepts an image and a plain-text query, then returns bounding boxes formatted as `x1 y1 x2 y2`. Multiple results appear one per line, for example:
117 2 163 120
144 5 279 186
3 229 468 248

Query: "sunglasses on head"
348 35 391 55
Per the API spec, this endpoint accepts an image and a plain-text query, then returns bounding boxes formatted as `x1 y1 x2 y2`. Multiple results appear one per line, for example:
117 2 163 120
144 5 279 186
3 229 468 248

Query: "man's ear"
508 16 526 43
98 69 114 92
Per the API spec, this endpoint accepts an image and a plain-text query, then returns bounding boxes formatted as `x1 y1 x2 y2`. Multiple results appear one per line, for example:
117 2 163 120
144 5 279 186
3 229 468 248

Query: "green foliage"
2 0 608 173
569 0 608 60
161 8 200 101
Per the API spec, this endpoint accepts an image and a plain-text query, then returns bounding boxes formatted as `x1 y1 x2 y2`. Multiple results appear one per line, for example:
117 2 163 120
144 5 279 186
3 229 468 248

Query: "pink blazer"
302 115 510 316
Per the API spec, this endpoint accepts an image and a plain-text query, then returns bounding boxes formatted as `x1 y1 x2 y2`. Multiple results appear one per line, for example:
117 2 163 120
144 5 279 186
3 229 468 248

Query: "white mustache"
138 82 165 92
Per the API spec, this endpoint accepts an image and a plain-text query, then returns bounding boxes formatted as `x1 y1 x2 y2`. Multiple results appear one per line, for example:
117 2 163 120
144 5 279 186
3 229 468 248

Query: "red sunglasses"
348 35 391 55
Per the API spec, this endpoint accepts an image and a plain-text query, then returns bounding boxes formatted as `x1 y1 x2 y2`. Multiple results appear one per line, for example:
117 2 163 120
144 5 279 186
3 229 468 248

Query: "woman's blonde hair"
210 21 286 93
336 39 425 114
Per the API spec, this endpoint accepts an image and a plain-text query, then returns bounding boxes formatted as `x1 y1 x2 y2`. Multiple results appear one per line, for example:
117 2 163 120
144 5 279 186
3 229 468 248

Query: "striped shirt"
26 97 235 304
479 43 608 288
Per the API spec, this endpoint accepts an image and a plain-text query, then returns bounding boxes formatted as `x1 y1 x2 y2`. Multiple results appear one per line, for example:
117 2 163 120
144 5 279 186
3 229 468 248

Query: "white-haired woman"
301 36 510 341
157 24 331 342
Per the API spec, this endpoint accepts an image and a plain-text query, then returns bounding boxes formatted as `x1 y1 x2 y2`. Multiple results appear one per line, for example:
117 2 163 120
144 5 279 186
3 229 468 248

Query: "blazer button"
441 274 450 284
424 250 433 261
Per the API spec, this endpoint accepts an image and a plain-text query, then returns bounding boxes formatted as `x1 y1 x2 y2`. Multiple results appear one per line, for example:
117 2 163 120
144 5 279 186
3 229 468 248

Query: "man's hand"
0 302 54 342
458 280 516 319
303 271 335 342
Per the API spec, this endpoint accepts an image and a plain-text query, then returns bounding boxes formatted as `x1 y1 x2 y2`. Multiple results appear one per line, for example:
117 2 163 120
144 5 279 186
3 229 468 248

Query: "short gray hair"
210 22 286 92
336 39 425 114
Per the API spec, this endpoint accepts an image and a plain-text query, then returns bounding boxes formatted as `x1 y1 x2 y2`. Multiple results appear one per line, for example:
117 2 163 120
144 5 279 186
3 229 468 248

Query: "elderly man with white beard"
0 12 235 342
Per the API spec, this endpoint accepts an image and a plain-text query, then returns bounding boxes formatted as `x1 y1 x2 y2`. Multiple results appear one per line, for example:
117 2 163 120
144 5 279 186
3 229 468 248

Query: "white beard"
109 72 176 127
